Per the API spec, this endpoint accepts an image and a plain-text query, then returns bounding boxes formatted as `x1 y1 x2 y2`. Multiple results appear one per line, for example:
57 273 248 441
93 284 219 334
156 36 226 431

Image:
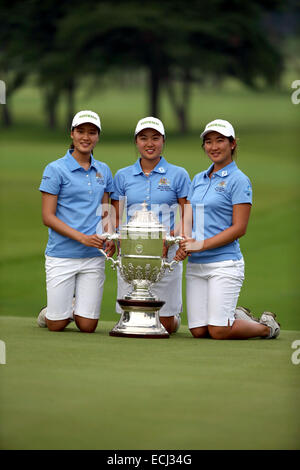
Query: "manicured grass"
0 82 299 329
0 82 299 450
0 316 299 450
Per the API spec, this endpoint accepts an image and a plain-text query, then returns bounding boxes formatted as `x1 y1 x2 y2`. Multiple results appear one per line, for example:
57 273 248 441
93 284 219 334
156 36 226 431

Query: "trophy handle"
99 249 120 269
98 232 120 269
100 232 120 242
162 259 179 272
162 236 183 272
164 235 184 246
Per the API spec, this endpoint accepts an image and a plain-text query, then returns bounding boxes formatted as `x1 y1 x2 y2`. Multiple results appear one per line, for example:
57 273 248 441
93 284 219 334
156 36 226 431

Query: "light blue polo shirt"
111 157 191 232
187 161 252 263
39 150 113 258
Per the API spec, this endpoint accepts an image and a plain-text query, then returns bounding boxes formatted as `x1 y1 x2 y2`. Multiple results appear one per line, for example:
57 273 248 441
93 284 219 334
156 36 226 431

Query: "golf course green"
1 316 299 450
0 80 299 449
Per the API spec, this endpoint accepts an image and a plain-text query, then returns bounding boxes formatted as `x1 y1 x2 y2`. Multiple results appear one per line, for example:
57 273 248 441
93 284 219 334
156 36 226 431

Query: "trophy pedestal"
109 299 169 338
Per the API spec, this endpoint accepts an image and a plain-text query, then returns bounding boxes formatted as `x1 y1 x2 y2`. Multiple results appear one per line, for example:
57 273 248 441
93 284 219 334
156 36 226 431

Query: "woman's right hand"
179 237 204 253
81 234 104 249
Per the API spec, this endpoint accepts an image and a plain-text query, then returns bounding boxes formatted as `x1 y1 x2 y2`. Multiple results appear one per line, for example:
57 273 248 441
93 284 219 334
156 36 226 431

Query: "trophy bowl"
100 203 182 338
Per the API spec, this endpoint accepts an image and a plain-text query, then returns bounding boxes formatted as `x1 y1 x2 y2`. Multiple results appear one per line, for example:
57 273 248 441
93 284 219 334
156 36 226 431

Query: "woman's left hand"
174 246 189 261
104 240 116 258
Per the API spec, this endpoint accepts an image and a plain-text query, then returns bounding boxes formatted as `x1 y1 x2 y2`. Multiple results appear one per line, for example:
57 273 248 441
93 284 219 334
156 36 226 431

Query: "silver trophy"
100 203 182 338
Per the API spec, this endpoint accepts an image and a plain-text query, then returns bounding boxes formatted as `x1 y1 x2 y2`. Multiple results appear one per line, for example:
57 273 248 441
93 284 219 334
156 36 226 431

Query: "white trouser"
45 256 105 321
115 245 183 317
186 258 245 328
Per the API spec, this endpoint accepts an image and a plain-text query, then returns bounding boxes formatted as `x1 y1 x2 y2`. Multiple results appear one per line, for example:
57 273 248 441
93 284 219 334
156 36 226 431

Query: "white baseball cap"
134 116 165 137
200 119 235 139
71 110 101 131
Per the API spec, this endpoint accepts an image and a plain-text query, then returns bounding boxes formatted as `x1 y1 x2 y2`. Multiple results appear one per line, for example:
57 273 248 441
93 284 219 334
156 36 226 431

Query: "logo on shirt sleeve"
244 184 252 197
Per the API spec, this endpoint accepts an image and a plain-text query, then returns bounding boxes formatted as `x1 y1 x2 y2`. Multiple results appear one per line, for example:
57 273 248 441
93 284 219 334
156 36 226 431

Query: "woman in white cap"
176 119 280 339
37 110 115 333
111 117 191 334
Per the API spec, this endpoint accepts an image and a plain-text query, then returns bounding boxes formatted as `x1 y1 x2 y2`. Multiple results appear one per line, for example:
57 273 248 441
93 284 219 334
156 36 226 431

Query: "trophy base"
109 299 169 338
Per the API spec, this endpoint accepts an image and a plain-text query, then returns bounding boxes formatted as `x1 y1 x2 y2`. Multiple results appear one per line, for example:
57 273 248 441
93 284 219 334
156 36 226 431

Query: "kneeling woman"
176 119 280 340
111 117 191 334
38 111 114 333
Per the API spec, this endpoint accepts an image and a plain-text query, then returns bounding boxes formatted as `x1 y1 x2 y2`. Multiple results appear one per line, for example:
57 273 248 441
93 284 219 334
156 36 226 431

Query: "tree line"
0 0 298 133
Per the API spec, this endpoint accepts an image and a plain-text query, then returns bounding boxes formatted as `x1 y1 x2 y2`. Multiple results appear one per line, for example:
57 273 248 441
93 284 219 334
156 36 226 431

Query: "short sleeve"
111 171 126 200
231 174 252 205
187 176 196 201
175 169 191 199
104 166 114 194
39 164 61 195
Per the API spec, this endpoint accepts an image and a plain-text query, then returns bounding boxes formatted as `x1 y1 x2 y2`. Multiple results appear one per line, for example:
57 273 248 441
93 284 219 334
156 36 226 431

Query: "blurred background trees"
0 0 299 132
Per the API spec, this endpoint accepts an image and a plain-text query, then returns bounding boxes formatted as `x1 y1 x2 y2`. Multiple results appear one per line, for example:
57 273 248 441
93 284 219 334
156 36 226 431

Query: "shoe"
259 311 280 339
37 306 47 328
173 314 181 333
234 306 260 323
37 297 75 328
